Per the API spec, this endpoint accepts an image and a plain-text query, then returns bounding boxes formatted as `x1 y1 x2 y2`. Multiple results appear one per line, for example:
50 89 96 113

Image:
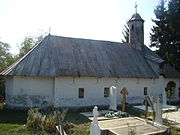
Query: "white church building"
1 13 180 108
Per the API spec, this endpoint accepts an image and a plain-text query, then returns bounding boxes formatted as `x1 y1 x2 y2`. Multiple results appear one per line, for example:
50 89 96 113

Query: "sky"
0 0 159 55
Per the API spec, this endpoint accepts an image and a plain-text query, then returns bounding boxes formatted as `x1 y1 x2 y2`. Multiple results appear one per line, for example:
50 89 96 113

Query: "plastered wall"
5 76 180 108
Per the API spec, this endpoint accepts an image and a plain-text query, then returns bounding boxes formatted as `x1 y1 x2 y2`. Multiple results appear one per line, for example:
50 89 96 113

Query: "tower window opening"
132 25 134 31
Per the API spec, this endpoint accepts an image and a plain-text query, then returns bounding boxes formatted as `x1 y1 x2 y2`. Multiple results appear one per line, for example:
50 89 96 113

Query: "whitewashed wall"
54 76 180 107
5 75 180 108
5 76 54 108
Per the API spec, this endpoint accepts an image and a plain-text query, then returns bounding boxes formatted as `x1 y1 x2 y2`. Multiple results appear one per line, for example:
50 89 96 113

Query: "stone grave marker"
144 96 148 119
109 86 117 111
90 106 100 135
155 96 163 125
162 89 167 105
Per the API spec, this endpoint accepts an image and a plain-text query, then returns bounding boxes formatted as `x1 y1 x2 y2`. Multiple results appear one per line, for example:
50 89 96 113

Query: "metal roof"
163 64 180 78
0 35 179 78
129 13 144 22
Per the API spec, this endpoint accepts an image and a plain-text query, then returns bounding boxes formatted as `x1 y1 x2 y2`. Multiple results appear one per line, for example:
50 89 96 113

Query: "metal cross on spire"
135 2 138 13
49 27 51 35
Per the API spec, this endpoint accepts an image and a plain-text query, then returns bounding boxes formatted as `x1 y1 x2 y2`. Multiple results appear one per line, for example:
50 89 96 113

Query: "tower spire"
49 27 51 35
135 2 138 13
128 7 144 51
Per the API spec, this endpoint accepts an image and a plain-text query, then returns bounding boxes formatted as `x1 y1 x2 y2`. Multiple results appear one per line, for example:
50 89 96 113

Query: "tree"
0 42 14 72
150 0 180 71
0 32 46 99
18 34 45 58
0 33 46 98
0 41 15 98
167 0 180 71
121 23 129 43
150 0 170 58
167 0 180 42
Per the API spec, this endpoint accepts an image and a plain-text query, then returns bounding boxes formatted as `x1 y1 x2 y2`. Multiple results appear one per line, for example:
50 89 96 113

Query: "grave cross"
121 87 128 112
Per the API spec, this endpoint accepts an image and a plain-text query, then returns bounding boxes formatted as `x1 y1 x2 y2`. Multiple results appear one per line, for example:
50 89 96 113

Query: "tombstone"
90 106 100 135
155 97 163 125
144 96 148 119
120 87 128 112
92 106 99 124
109 86 117 111
162 89 167 105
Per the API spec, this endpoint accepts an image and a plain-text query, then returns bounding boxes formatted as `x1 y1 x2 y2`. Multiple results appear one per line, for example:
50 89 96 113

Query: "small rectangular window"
79 88 84 98
104 87 109 97
144 87 148 95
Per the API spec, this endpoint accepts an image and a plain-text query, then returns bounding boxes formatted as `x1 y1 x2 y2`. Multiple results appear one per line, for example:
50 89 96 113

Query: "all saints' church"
1 12 180 108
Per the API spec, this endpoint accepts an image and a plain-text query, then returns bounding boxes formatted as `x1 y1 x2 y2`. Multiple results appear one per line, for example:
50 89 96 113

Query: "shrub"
27 108 44 131
27 108 68 134
43 111 57 133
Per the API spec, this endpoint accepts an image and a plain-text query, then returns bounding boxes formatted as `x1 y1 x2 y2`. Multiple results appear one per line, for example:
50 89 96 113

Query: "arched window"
165 81 176 98
167 81 176 88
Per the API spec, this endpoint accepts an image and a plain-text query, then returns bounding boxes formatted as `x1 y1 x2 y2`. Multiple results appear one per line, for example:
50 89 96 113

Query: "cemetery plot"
98 117 167 135
163 110 180 128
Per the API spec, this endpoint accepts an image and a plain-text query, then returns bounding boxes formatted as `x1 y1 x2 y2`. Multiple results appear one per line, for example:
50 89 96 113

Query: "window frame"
144 87 148 95
104 87 110 97
78 88 84 99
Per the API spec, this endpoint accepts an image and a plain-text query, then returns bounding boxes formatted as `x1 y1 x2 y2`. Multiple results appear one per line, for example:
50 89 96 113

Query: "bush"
27 108 44 131
43 112 57 133
27 108 68 134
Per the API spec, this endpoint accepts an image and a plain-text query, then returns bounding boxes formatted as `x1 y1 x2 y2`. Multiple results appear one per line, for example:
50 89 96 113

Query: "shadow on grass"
66 111 91 125
125 105 144 117
0 108 27 124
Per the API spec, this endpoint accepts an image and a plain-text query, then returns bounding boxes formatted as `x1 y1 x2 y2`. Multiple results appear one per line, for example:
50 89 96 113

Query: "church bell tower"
128 6 144 51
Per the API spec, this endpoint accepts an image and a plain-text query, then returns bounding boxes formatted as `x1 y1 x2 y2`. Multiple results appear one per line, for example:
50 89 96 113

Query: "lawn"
1 102 179 135
0 103 164 135
0 102 26 135
0 102 90 135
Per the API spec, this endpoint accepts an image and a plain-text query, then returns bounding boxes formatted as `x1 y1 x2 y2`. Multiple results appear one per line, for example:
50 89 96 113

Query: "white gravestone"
90 106 100 135
109 86 117 111
155 97 163 125
162 89 167 105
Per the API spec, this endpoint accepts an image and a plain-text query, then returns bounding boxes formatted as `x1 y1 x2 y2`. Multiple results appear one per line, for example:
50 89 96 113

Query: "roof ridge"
49 34 127 45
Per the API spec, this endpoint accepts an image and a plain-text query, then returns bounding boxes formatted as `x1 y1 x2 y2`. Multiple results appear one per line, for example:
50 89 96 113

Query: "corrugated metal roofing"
0 35 179 78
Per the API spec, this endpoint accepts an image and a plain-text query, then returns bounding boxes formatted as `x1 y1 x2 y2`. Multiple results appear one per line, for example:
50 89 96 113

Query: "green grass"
0 109 27 124
0 124 28 135
66 112 90 135
0 103 29 135
0 102 4 109
1 103 179 135
126 105 144 117
0 102 90 135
